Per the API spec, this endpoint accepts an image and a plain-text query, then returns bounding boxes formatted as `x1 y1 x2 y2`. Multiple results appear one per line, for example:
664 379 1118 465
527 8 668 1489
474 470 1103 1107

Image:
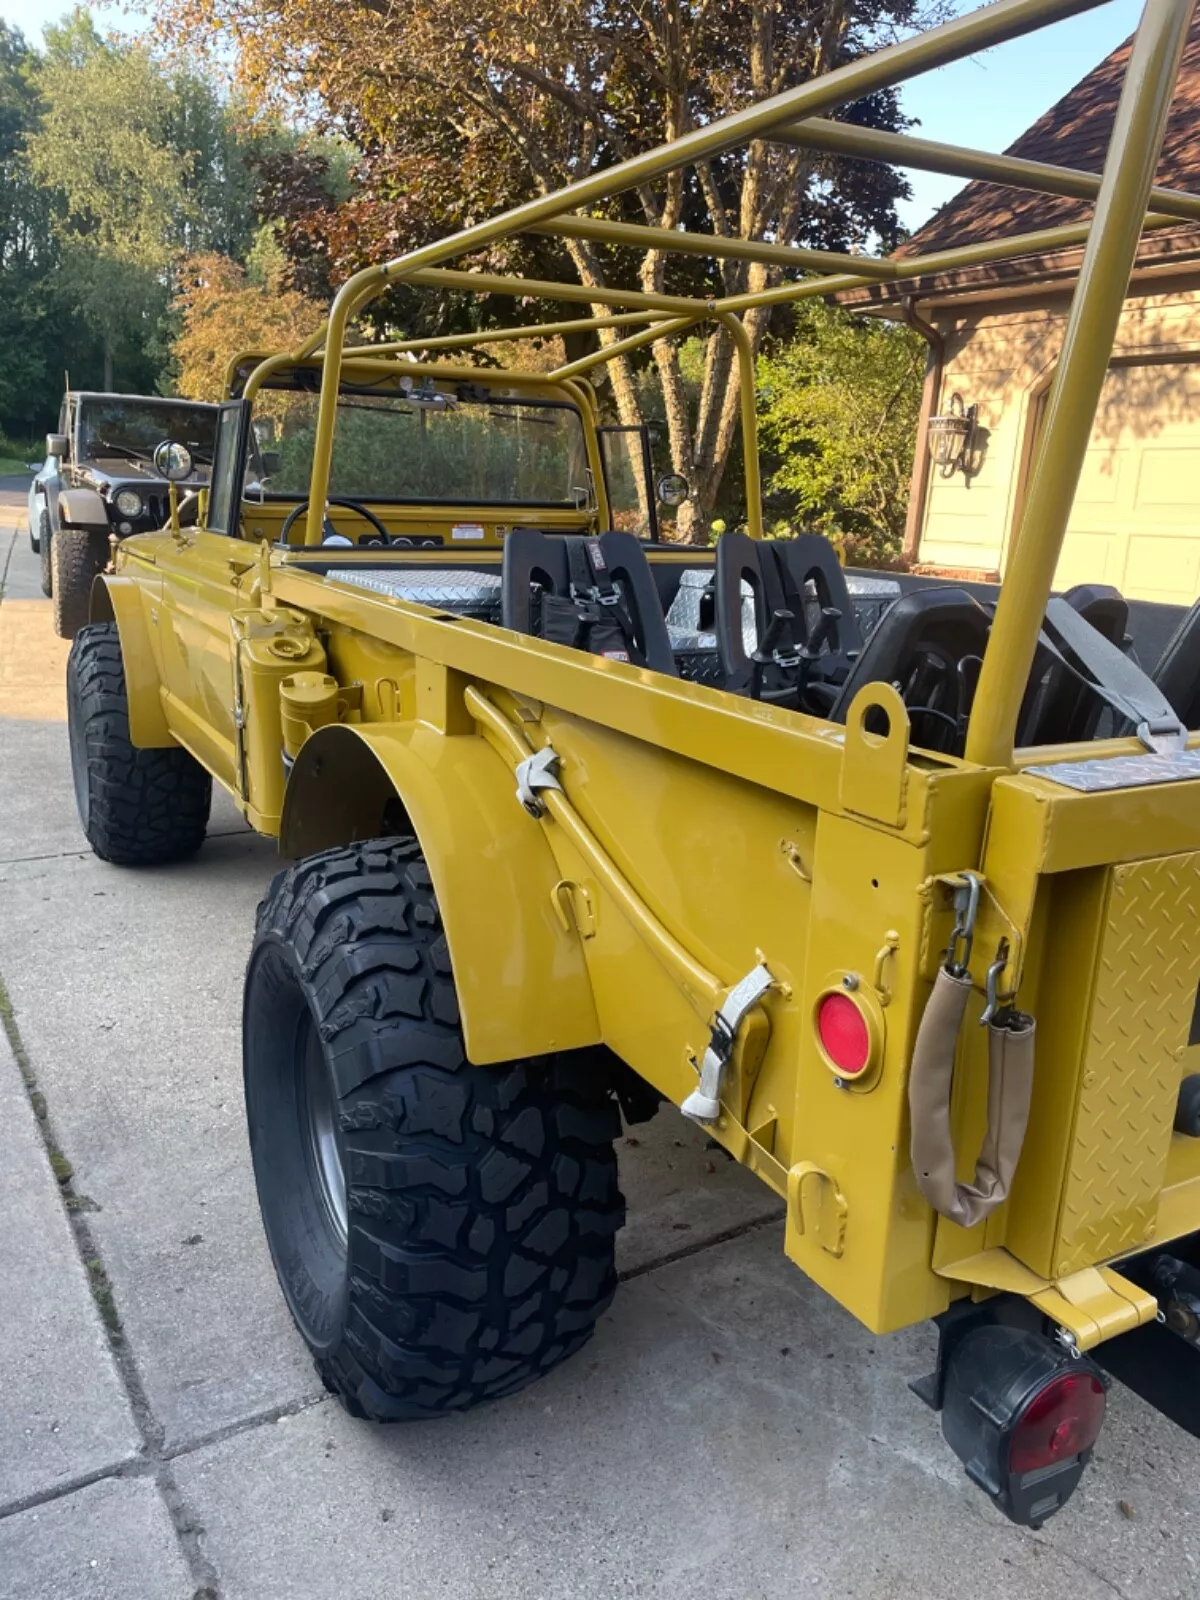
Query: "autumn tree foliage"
170 245 322 402
155 0 926 538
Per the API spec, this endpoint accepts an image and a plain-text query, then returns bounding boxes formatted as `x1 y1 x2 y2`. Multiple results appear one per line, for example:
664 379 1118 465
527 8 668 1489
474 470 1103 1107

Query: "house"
842 17 1200 605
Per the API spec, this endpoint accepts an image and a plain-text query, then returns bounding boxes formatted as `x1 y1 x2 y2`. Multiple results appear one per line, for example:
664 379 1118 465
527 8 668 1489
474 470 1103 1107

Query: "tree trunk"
103 343 113 391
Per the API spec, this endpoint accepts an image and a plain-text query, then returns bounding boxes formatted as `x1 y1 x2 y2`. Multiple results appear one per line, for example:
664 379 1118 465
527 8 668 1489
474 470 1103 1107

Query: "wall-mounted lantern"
926 392 978 476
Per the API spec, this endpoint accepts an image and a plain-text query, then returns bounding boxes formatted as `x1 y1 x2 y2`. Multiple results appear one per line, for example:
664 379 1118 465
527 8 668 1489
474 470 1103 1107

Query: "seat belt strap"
1043 598 1186 753
566 536 640 661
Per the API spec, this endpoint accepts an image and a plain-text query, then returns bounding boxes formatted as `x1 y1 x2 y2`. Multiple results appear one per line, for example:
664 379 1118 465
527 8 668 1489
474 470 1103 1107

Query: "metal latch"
682 962 775 1125
1137 716 1188 756
515 745 563 817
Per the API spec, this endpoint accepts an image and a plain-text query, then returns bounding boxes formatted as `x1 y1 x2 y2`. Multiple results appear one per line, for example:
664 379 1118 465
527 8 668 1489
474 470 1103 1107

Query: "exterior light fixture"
927 392 978 475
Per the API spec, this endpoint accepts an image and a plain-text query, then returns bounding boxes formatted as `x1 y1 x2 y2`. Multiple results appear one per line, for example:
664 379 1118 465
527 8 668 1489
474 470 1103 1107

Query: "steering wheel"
279 497 393 547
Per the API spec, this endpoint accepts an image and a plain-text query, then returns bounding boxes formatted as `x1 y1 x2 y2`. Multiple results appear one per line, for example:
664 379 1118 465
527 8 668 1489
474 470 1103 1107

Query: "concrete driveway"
1 499 1199 1599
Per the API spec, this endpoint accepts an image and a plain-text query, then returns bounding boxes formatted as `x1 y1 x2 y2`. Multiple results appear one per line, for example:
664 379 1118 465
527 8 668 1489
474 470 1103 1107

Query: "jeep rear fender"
279 722 601 1066
89 576 173 747
57 487 109 530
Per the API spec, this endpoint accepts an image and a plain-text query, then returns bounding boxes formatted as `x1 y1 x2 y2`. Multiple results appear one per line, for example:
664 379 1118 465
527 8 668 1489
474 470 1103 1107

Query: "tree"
0 22 53 431
757 297 924 562
0 9 345 433
154 0 928 539
169 238 324 402
26 13 187 389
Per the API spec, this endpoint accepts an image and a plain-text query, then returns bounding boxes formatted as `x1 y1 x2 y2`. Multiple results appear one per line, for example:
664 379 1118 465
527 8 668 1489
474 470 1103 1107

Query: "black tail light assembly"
939 1324 1107 1527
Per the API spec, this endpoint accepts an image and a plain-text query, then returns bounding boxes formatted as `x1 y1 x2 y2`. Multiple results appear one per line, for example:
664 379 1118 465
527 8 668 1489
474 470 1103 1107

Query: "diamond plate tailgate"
1054 849 1200 1274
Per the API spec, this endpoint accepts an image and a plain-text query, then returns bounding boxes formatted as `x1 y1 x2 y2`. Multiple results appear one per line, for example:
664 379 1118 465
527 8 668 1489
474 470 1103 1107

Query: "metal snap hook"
979 938 1012 1027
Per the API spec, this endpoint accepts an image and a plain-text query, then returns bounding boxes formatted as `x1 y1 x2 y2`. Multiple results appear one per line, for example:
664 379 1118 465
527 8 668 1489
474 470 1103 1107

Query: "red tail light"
816 991 870 1076
1009 1370 1106 1474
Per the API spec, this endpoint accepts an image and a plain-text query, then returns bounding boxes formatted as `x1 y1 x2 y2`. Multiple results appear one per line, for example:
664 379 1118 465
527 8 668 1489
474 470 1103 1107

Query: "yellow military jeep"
65 0 1200 1528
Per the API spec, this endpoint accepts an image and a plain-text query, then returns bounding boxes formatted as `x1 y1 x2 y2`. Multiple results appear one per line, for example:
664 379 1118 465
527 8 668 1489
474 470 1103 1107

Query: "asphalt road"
1 503 1199 1598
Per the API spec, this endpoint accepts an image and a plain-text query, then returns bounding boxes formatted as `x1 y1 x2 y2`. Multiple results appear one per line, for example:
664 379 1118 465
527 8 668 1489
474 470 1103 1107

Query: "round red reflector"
1009 1371 1106 1474
817 991 871 1076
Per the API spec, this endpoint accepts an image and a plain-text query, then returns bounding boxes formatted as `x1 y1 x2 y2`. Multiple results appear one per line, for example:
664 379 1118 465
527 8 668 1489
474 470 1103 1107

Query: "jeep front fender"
89 576 173 747
57 487 109 530
279 722 601 1065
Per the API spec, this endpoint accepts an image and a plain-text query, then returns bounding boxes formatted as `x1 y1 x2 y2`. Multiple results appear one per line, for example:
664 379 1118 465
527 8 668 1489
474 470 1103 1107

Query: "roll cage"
226 0 1200 769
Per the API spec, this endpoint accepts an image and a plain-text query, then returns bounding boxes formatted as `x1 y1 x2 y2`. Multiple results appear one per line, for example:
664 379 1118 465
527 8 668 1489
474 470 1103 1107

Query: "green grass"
0 454 33 474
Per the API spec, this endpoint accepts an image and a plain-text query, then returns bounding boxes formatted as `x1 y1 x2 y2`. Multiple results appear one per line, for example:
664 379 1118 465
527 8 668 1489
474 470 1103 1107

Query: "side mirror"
260 449 281 477
656 472 690 508
152 440 194 482
46 433 68 460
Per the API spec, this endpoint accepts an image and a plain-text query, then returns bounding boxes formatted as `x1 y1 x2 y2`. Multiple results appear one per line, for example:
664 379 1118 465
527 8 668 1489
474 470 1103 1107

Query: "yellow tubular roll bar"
246 0 1196 768
966 0 1196 764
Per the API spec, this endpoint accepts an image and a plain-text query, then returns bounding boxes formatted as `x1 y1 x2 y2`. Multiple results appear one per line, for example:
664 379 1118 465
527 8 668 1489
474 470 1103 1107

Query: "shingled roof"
900 13 1200 259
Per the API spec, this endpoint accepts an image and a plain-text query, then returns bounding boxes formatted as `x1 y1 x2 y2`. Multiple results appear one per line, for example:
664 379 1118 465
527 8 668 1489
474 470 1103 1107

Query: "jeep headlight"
114 489 143 519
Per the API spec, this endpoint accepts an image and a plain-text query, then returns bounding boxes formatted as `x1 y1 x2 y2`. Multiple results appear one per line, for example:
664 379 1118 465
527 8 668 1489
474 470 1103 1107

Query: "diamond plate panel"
1034 750 1200 792
330 568 502 620
1056 850 1200 1273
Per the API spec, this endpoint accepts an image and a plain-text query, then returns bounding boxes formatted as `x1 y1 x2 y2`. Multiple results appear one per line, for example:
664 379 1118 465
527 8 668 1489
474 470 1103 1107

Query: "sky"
2 0 134 40
0 0 1150 231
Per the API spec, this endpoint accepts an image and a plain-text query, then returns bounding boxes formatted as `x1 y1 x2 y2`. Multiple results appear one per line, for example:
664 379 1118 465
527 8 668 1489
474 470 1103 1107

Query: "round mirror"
656 471 690 508
153 440 193 482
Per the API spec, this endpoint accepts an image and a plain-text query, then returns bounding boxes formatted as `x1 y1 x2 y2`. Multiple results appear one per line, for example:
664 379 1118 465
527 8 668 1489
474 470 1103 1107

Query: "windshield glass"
77 398 217 465
256 389 591 507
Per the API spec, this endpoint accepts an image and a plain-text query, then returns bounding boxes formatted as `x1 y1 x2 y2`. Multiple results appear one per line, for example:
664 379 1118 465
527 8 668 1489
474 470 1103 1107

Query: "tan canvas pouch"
910 966 1036 1228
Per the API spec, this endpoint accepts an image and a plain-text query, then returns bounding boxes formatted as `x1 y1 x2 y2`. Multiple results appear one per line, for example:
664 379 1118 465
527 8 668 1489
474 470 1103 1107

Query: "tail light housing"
940 1325 1107 1526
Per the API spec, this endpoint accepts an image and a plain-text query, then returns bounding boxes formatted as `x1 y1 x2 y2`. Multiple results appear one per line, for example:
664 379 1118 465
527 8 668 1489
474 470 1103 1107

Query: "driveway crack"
0 970 225 1597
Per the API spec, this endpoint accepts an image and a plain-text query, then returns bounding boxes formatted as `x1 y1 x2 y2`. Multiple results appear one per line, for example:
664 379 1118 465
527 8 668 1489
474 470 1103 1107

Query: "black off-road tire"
67 622 212 865
244 838 625 1422
52 527 107 639
39 514 53 597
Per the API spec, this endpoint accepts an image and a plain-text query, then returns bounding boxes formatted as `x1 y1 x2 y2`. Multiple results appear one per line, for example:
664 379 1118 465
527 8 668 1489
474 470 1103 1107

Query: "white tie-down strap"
515 745 563 817
681 962 775 1125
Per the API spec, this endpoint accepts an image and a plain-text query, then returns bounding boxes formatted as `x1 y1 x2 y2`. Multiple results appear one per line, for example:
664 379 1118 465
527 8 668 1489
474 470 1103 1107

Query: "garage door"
1029 359 1200 604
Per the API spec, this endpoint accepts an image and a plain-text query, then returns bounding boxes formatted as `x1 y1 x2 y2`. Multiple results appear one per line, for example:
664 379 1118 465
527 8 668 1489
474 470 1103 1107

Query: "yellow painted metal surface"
107 503 1200 1343
93 0 1200 1359
280 721 602 1065
936 1249 1158 1350
1055 852 1200 1273
92 573 173 747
